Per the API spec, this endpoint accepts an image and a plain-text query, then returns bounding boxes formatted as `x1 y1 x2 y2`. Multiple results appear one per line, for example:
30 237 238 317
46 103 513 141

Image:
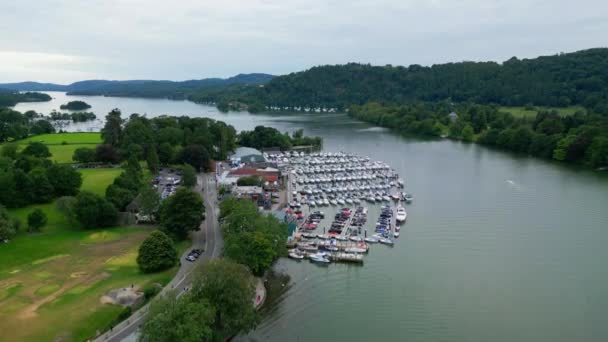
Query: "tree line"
238 126 322 151
349 102 608 168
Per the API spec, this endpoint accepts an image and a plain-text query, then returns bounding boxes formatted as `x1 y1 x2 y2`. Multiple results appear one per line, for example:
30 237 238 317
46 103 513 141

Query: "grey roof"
232 147 264 161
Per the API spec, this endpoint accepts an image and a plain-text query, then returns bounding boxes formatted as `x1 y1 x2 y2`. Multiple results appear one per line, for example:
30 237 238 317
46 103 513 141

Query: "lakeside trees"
349 102 608 168
220 197 288 275
238 125 322 150
139 259 258 342
0 92 51 107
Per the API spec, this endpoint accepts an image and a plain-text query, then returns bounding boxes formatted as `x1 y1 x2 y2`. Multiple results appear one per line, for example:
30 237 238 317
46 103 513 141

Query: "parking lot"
153 168 183 200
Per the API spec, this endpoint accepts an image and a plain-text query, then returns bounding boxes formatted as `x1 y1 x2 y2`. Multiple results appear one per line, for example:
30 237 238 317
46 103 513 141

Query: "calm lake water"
15 93 608 342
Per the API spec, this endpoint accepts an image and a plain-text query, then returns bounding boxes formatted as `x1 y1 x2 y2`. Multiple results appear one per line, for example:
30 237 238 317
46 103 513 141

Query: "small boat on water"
298 244 319 252
345 247 367 254
404 192 414 203
349 236 363 242
289 251 304 260
317 234 330 239
382 195 391 202
330 199 338 205
390 194 400 201
395 206 407 222
394 231 400 238
345 198 353 204
379 237 394 245
364 237 378 243
323 198 330 205
335 235 348 241
309 201 316 207
337 198 345 205
310 253 331 264
301 232 316 239
397 179 405 188
353 198 361 204
366 196 375 202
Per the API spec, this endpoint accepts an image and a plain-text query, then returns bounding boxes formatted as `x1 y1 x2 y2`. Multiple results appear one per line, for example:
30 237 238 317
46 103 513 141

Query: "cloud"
0 0 607 83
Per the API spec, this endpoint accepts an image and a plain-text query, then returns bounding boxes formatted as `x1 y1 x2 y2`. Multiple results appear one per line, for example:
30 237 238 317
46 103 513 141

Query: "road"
94 173 221 342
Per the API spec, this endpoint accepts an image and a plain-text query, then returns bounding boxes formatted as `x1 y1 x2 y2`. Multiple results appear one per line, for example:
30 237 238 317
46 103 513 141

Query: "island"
59 100 91 111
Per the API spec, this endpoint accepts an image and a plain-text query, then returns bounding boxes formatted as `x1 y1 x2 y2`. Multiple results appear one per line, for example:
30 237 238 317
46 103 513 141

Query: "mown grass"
499 106 585 119
79 168 122 195
15 132 102 145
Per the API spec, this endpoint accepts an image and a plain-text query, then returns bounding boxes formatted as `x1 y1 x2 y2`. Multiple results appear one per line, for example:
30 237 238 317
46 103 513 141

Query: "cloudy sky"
1 0 606 83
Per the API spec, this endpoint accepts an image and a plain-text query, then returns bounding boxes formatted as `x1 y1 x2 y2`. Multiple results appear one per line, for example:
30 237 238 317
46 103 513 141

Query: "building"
230 147 266 165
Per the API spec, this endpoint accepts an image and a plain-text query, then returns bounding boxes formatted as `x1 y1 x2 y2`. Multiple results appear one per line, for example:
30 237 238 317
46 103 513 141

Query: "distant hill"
0 73 274 99
188 48 608 112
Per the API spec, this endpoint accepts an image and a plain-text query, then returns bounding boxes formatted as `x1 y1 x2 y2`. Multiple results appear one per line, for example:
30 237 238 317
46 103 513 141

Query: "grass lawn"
499 106 585 119
79 168 122 195
0 226 180 342
16 132 102 145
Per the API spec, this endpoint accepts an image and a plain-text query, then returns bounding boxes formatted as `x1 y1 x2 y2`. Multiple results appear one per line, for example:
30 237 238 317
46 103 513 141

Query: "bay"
14 93 608 342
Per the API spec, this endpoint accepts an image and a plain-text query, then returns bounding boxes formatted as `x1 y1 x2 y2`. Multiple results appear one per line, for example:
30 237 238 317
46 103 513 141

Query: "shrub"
136 230 178 273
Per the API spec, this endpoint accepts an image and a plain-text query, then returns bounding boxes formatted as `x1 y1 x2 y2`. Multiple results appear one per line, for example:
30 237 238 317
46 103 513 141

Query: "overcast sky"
1 0 606 83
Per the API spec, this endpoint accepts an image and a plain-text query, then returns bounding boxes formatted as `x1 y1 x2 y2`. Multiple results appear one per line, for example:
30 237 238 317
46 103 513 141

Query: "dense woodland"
350 102 608 168
190 48 608 113
238 126 323 150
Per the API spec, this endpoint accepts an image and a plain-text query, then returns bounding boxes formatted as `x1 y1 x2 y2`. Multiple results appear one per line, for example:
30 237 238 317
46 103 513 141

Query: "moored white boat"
379 237 394 245
395 206 407 222
394 231 400 238
289 251 304 259
364 237 378 243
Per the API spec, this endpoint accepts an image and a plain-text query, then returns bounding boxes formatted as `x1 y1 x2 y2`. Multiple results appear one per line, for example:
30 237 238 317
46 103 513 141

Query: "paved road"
94 173 221 342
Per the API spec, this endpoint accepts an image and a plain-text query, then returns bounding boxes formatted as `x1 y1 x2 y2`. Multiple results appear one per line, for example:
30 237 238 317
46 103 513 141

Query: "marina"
274 151 411 265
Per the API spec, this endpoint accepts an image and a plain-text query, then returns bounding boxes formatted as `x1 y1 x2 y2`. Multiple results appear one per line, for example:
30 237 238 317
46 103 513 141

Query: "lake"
15 93 608 342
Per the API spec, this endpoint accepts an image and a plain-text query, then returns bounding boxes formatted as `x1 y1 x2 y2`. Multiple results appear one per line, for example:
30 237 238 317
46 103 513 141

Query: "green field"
79 168 122 195
499 106 585 119
16 132 102 145
0 165 185 342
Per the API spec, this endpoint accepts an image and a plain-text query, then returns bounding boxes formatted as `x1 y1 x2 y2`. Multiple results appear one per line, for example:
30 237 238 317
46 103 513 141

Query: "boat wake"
505 179 524 191
357 127 387 132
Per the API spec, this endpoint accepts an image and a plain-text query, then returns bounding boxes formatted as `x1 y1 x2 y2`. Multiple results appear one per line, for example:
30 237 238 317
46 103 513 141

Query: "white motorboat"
337 198 345 205
364 237 378 243
353 198 361 204
288 251 304 260
375 196 382 202
329 199 338 205
345 198 353 204
335 235 348 241
345 247 368 254
394 231 400 238
390 194 400 201
349 236 363 242
397 179 405 188
382 195 391 202
323 198 330 206
310 253 331 264
395 206 407 222
309 201 316 207
379 238 394 246
367 196 376 202
316 234 329 240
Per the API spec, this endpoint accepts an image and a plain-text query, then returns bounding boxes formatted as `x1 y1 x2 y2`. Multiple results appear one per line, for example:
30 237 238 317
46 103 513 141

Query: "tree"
74 191 118 228
587 136 608 168
181 164 196 188
460 124 474 142
60 100 91 111
177 144 210 171
147 146 160 174
139 291 214 342
157 142 174 165
101 109 123 146
22 142 51 158
27 208 47 232
30 120 55 135
0 205 16 241
28 167 54 203
159 187 204 240
96 144 120 164
190 259 258 335
47 164 82 197
1 143 18 159
72 147 96 163
56 196 77 223
105 184 136 211
139 185 161 219
236 175 261 186
137 230 178 273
